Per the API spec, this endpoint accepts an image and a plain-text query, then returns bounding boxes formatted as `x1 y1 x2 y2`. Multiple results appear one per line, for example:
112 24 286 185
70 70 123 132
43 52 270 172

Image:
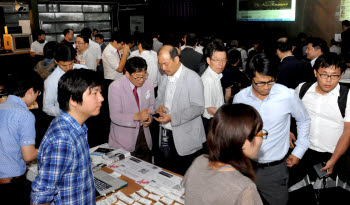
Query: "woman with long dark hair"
182 103 265 205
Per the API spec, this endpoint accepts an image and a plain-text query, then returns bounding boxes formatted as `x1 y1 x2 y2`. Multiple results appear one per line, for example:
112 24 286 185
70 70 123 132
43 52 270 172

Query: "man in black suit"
276 41 307 89
305 37 329 82
341 20 350 56
180 32 203 72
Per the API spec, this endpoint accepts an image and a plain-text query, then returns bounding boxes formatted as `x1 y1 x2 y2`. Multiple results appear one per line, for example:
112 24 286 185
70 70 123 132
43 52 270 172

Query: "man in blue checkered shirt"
31 69 104 205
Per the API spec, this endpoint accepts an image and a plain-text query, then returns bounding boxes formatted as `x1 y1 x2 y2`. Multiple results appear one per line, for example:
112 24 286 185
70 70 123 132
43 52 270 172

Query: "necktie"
133 86 140 110
117 50 121 59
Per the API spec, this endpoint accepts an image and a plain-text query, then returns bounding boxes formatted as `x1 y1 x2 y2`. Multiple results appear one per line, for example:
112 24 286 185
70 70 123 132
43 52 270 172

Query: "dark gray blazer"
180 47 203 73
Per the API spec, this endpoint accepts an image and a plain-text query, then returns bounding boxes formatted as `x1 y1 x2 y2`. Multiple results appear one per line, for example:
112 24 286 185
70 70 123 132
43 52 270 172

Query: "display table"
27 144 185 205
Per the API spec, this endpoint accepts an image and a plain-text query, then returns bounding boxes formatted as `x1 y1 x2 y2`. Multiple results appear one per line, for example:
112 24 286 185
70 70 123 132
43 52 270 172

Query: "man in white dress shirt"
81 28 102 66
201 39 226 135
102 32 130 84
75 35 97 71
295 53 350 180
292 53 350 204
43 45 87 117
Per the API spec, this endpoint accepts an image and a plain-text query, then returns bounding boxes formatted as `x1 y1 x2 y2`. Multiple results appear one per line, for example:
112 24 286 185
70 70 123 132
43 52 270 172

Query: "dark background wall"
0 0 346 43
118 0 343 43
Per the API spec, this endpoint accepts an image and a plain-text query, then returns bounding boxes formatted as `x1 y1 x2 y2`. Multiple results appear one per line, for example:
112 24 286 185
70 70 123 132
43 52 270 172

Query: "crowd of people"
1 21 350 205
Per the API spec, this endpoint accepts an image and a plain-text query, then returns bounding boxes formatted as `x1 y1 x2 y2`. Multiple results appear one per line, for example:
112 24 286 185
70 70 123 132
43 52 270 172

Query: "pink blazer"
108 75 155 152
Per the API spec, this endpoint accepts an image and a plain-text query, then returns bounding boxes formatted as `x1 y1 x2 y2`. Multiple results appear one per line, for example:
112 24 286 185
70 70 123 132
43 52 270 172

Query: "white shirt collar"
168 64 183 82
309 82 340 96
129 80 136 91
108 42 118 53
208 66 223 80
311 57 318 67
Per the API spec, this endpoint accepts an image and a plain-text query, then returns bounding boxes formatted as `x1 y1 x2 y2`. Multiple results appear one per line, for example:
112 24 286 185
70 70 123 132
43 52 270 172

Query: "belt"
252 158 285 168
0 176 20 184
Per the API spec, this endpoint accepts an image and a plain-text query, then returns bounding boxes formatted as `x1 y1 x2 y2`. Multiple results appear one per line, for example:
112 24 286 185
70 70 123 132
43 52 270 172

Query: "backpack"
298 82 350 183
299 82 349 118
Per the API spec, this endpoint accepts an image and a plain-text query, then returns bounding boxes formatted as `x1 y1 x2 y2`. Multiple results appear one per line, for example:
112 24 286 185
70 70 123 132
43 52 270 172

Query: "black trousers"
157 128 203 176
131 127 152 163
0 175 31 204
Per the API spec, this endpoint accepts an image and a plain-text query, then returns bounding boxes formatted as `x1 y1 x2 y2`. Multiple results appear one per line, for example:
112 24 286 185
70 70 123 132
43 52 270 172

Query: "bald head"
158 45 181 76
158 45 179 60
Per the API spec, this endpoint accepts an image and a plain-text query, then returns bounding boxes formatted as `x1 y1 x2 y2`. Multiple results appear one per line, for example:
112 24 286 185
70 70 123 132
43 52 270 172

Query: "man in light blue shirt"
233 54 310 205
0 71 43 204
43 44 87 116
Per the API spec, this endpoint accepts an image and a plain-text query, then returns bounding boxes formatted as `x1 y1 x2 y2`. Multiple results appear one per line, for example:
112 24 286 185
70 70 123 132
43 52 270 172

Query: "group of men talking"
1 28 350 205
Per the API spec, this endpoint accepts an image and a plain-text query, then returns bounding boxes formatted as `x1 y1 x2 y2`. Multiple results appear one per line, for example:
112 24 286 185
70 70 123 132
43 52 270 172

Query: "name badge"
145 90 150 100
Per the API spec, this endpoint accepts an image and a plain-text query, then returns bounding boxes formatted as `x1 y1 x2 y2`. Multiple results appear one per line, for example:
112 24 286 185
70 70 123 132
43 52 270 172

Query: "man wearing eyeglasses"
108 57 154 162
155 45 206 175
0 71 43 204
201 40 226 135
233 54 310 205
75 35 97 71
293 53 350 201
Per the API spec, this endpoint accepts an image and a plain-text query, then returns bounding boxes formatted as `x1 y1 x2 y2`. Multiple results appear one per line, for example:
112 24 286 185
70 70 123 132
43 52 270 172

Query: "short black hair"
58 69 102 112
152 31 160 39
76 35 89 44
306 37 329 55
125 57 147 75
43 41 59 59
7 71 43 97
246 53 277 80
54 44 77 62
37 29 45 37
342 20 350 27
169 47 179 60
111 32 126 43
186 32 197 47
204 39 226 59
81 27 92 39
138 35 153 51
276 41 292 53
63 28 73 36
95 33 104 40
315 53 347 73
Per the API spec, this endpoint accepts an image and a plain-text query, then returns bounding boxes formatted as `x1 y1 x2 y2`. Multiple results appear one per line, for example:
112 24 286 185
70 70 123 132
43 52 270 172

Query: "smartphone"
313 162 328 178
152 113 160 118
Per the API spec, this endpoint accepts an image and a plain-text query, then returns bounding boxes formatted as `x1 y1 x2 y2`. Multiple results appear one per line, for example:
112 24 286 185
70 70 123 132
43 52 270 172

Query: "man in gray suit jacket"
154 45 206 175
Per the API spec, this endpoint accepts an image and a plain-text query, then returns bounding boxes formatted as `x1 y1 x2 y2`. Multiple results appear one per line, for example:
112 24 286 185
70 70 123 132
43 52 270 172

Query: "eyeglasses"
75 42 85 45
131 73 148 81
252 79 275 87
316 71 341 80
255 129 268 139
210 58 228 63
